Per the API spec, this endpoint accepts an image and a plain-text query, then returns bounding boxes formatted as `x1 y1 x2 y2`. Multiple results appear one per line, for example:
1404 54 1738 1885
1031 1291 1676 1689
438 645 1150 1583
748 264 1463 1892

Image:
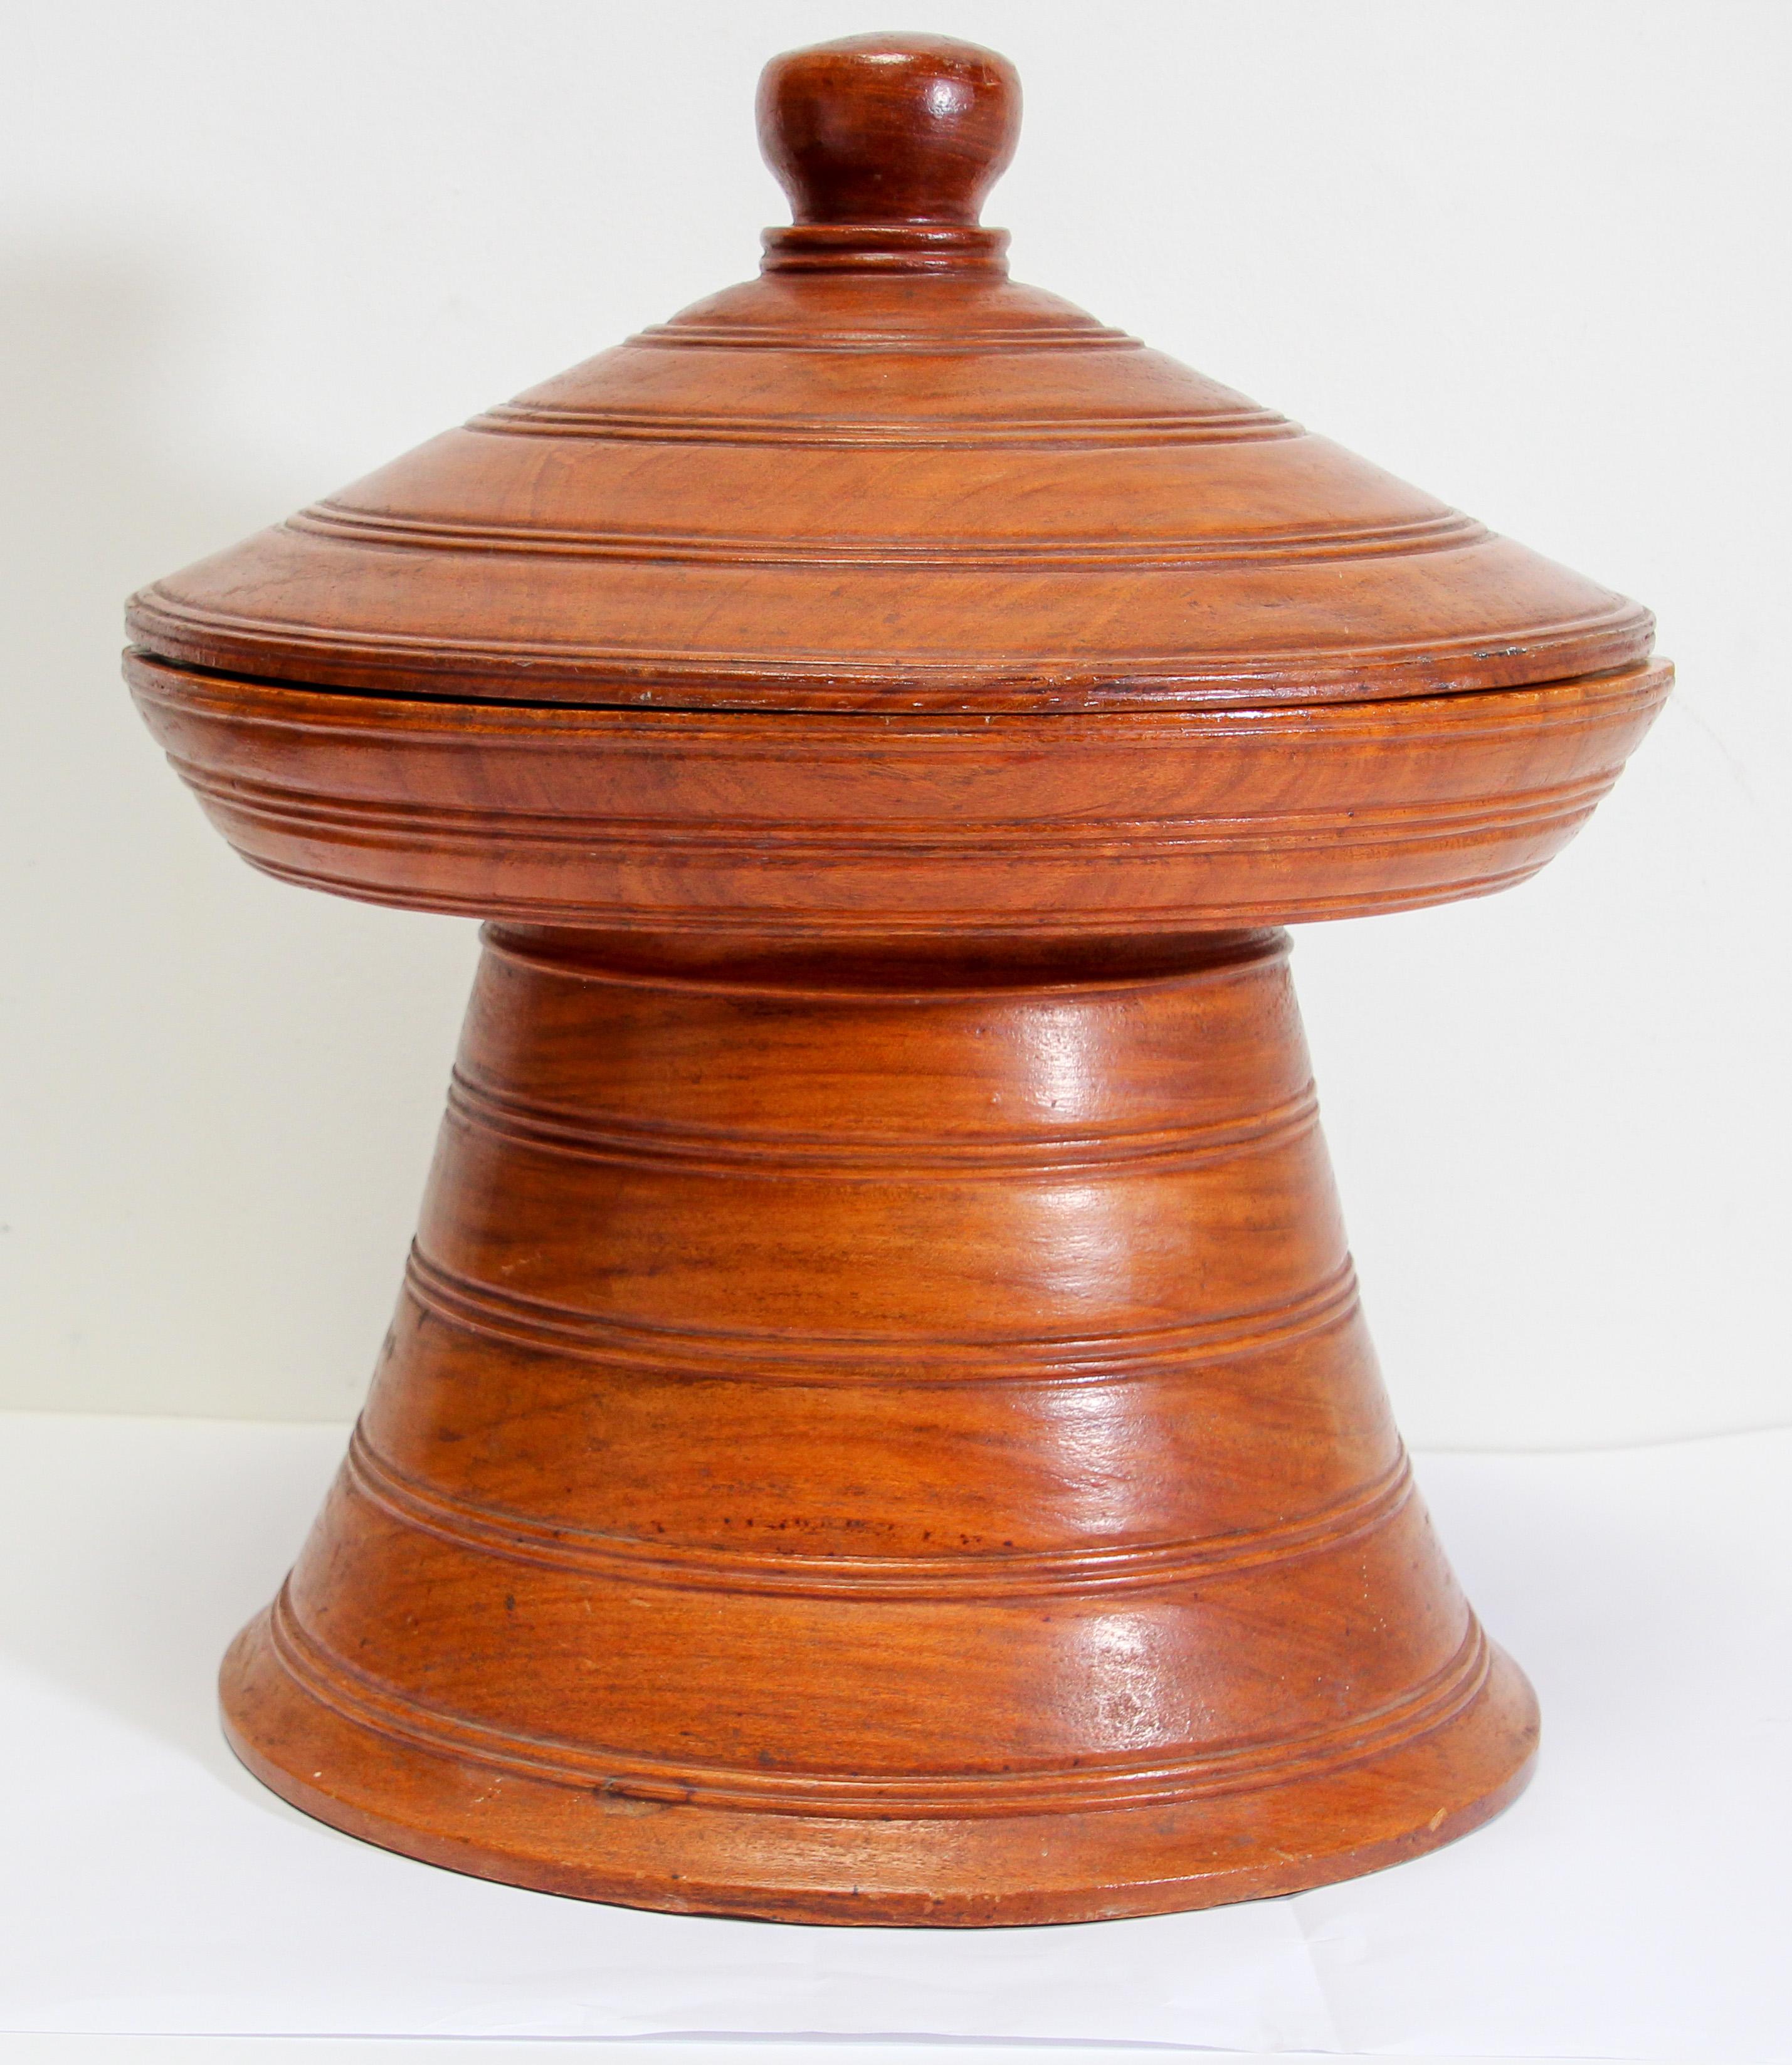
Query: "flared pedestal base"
223 1607 1536 1925
221 926 1537 1924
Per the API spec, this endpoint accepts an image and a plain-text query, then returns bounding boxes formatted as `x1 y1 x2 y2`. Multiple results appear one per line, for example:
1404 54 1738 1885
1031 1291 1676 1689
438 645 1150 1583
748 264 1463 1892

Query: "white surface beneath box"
0 1412 1784 2059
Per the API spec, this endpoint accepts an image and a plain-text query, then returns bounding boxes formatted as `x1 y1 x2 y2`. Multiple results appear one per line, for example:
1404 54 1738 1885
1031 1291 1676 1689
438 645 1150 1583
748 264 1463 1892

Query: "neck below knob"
756 33 1021 275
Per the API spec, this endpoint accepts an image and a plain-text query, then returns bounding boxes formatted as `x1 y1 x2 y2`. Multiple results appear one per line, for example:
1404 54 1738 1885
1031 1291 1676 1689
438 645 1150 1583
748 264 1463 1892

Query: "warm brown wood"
124 32 1652 713
129 652 1668 942
757 33 1022 236
124 31 1668 1926
218 925 1537 1923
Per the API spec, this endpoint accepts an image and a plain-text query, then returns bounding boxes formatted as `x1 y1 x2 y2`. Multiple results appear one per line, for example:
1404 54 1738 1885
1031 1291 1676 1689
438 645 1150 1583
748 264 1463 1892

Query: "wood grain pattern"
221 927 1537 1922
127 652 1669 941
122 33 1652 714
757 31 1021 269
124 31 1666 1923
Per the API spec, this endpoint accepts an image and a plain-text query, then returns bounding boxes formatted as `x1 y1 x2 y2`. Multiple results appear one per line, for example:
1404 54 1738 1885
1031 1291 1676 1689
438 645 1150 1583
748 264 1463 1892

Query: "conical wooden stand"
221 923 1537 1925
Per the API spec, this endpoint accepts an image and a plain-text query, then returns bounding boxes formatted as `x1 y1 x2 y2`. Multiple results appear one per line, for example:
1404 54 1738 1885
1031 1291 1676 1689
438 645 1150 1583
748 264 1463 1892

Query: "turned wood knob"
756 32 1021 228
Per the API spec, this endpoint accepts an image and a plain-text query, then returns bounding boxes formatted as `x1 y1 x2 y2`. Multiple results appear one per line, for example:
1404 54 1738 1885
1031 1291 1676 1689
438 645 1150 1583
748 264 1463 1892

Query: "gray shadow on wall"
0 260 338 1804
0 246 477 1427
0 246 290 689
0 248 483 1827
0 246 305 1406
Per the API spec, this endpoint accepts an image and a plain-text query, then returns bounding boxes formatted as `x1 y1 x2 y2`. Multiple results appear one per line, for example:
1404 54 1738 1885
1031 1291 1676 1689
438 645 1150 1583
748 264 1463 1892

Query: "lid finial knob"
757 33 1021 273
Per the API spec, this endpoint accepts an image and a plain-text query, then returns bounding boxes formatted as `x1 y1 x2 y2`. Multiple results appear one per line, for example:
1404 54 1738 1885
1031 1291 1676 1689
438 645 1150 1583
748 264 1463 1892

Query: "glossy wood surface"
757 32 1022 241
125 31 1667 1923
128 652 1668 941
223 926 1537 1923
125 34 1652 714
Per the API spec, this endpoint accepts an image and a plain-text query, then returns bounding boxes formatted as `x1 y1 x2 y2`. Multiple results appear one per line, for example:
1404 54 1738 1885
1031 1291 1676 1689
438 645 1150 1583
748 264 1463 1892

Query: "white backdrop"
4 0 1786 1446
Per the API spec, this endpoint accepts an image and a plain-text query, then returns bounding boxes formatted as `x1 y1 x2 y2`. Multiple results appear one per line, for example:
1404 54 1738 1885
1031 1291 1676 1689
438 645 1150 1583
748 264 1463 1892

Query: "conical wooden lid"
127 33 1653 715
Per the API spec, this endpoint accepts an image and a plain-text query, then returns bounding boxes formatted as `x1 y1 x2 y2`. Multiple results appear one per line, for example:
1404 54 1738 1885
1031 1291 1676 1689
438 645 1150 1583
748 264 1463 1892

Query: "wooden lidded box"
125 34 1669 1925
